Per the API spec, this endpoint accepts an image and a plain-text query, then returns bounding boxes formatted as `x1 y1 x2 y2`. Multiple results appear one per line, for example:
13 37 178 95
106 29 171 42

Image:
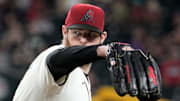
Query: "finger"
131 51 149 97
123 51 138 96
148 54 162 99
141 55 158 93
113 56 127 96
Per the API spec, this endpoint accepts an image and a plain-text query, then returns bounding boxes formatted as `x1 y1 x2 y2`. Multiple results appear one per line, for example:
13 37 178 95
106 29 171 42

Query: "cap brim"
67 24 103 34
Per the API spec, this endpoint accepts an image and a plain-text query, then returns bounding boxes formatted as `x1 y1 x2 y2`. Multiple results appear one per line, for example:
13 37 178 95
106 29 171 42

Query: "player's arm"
46 45 107 81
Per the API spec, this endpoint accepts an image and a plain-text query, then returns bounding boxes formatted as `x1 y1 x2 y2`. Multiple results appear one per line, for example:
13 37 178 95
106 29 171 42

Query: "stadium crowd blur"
0 0 180 101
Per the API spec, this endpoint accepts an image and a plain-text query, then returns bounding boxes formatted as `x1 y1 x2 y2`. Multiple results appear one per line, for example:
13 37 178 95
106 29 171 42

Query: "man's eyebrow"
71 29 79 31
70 29 100 34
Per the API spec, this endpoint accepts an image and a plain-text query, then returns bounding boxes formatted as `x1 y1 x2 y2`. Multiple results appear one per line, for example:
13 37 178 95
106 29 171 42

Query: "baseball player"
13 3 162 101
13 3 109 101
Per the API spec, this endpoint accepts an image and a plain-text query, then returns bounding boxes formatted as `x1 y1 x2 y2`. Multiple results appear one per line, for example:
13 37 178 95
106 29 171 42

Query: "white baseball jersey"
13 45 92 101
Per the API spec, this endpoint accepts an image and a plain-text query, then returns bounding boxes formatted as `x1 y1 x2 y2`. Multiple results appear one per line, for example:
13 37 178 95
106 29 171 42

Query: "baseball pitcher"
13 3 162 101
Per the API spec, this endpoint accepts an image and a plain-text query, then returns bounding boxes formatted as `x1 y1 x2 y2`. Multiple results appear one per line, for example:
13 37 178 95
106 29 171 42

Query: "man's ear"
100 31 107 44
62 25 68 38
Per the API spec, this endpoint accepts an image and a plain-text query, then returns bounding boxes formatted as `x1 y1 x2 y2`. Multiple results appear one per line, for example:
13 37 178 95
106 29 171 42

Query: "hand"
106 42 162 101
96 43 134 58
96 45 108 58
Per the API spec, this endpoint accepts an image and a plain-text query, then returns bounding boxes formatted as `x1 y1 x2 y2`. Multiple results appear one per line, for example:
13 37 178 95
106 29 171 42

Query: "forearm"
46 45 107 80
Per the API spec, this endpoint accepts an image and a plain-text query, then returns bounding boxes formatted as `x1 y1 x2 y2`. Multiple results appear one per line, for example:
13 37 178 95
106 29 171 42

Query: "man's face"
63 28 106 47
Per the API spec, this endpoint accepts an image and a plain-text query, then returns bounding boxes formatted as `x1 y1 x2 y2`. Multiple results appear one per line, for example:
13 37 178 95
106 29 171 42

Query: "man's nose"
79 37 88 44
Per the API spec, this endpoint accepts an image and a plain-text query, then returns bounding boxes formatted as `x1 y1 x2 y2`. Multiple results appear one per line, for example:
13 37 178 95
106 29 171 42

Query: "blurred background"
0 0 180 101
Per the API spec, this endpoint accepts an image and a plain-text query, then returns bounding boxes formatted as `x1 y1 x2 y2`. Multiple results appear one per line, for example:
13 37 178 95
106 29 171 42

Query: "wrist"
96 45 108 58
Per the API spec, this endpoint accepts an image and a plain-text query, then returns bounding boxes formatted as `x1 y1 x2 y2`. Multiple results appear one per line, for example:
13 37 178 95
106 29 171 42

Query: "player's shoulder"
43 44 64 54
32 44 64 62
47 44 64 51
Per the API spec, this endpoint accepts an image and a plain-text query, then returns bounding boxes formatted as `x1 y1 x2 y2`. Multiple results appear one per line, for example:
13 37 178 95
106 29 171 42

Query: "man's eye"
73 31 81 36
89 33 99 38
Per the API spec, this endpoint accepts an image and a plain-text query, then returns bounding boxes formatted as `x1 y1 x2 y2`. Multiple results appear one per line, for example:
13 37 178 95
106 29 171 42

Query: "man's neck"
80 63 92 74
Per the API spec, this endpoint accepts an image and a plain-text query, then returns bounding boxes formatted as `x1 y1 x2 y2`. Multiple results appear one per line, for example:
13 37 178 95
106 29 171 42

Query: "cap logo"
80 9 95 23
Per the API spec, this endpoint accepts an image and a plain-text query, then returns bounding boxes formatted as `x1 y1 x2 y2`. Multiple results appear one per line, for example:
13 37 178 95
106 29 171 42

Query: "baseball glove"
106 42 162 101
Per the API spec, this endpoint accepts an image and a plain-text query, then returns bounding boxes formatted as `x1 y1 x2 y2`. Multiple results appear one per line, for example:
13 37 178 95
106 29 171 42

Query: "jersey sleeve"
46 45 103 81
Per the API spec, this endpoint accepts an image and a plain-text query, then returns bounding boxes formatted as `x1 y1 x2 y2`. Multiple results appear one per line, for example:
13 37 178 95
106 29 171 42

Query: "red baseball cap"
65 3 105 33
